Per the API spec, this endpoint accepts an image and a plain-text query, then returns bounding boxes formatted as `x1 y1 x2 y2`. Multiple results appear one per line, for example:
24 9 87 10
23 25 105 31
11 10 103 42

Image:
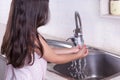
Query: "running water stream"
68 11 87 80
68 58 87 80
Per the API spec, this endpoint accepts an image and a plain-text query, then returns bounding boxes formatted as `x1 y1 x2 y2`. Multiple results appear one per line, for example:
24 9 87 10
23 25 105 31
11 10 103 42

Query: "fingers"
80 45 87 54
83 49 88 57
78 45 88 58
72 46 79 53
76 45 81 49
73 45 83 53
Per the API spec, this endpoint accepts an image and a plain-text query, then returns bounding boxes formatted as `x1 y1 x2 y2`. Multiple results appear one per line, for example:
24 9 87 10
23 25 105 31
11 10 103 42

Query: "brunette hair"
1 0 49 68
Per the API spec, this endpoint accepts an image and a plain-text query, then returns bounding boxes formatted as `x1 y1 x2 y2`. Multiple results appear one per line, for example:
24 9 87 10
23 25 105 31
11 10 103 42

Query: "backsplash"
0 0 120 55
39 0 120 55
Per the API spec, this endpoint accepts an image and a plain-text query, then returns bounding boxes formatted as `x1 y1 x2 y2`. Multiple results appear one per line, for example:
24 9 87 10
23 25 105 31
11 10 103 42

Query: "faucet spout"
66 11 84 46
75 11 82 35
74 11 84 46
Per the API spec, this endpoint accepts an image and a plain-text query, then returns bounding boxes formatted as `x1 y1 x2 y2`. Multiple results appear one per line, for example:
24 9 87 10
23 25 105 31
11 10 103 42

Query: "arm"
39 37 88 64
51 47 80 54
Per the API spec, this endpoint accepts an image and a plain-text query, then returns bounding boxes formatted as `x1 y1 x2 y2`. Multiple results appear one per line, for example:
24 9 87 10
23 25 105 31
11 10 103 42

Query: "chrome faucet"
67 11 84 46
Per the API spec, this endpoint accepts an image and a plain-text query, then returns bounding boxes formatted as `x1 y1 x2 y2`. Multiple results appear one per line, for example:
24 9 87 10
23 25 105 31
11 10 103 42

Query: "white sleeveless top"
5 53 47 80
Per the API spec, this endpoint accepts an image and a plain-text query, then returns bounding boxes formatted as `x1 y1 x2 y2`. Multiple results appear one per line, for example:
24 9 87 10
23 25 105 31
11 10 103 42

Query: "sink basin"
46 39 120 80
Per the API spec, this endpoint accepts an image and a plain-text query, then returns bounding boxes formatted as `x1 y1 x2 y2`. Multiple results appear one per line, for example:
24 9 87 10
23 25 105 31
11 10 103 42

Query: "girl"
1 0 88 80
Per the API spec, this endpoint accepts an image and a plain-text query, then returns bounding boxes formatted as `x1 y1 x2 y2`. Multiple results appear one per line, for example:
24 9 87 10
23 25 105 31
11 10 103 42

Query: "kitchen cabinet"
100 0 120 18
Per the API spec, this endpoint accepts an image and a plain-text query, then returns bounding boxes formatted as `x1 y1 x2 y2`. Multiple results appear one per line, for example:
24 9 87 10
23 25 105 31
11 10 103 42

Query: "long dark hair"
1 0 49 68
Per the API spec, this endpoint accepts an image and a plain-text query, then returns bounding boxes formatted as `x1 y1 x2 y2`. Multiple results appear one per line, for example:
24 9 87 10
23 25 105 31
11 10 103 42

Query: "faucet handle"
66 37 77 46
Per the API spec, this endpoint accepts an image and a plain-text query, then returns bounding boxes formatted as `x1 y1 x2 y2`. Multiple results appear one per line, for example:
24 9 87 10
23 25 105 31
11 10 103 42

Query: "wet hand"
77 45 88 58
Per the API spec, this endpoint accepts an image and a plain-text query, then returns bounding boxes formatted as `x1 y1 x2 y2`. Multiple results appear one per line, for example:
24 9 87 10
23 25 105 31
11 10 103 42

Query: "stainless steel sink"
46 39 120 80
